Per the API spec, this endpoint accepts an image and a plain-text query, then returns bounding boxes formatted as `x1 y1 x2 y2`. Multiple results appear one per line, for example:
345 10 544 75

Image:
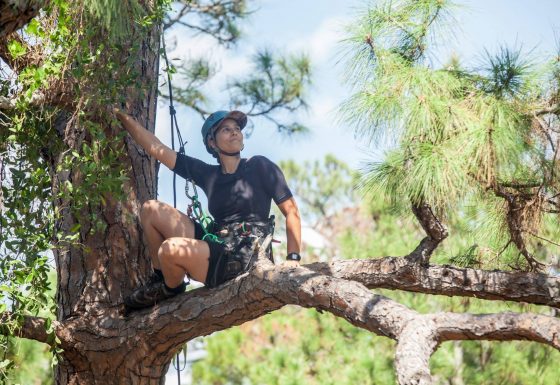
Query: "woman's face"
211 118 244 153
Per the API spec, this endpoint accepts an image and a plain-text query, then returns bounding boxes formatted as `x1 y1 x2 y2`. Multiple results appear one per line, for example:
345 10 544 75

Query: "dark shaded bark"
0 0 47 38
407 203 448 264
46 6 163 383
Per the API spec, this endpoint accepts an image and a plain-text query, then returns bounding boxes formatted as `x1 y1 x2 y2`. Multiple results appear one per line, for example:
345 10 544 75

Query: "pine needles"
341 0 560 270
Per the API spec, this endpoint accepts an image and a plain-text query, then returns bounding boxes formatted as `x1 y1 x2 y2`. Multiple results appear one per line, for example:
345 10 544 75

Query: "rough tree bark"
1 4 560 385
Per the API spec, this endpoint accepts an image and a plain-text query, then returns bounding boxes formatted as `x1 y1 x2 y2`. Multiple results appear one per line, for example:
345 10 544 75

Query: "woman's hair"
206 134 221 163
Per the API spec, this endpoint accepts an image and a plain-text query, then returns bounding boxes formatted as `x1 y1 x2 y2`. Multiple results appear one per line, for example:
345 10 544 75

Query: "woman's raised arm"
114 108 177 169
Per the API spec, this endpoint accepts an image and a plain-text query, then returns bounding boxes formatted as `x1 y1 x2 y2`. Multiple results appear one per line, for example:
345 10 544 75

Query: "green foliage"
0 0 172 379
193 307 397 385
163 0 249 46
0 270 57 384
480 45 536 99
280 155 359 222
2 337 54 385
163 47 313 135
230 50 311 135
165 57 214 110
85 0 145 40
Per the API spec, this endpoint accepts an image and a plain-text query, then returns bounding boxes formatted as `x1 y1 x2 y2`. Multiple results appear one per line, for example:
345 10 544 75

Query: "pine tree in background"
340 0 560 271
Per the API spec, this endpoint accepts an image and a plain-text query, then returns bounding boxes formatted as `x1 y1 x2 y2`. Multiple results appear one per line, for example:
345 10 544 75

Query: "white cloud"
288 16 351 65
162 31 252 107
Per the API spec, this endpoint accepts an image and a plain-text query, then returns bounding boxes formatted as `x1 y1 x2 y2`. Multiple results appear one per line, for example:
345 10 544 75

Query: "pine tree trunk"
49 16 168 384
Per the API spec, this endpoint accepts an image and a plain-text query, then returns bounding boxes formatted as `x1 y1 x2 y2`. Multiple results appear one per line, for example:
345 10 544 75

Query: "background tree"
0 1 559 385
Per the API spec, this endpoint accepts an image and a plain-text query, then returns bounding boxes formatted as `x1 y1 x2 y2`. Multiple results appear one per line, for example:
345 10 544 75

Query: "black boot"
125 278 186 310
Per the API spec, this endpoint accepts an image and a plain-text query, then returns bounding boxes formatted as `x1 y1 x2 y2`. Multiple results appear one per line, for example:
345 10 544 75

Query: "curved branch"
57 258 560 383
123 262 416 369
395 312 560 385
408 203 448 264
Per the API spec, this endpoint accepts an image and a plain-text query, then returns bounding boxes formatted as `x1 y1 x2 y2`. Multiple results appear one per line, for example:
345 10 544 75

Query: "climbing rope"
160 31 221 244
172 344 188 383
160 31 220 383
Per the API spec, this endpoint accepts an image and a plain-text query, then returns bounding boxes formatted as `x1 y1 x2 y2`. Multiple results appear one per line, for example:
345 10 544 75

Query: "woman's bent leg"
140 199 196 270
125 200 207 310
158 238 211 287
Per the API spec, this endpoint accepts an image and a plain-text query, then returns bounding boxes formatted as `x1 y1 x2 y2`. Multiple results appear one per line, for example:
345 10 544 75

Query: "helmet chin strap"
217 148 241 156
214 143 244 157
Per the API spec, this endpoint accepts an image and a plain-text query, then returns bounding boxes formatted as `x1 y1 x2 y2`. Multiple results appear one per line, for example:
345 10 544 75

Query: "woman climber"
114 109 302 310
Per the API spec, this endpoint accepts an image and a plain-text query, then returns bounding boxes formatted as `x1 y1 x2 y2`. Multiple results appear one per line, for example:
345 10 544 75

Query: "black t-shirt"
173 153 292 226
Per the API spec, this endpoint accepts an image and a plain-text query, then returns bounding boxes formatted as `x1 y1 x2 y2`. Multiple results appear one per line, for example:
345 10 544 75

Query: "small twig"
534 104 560 116
533 113 556 153
524 230 560 248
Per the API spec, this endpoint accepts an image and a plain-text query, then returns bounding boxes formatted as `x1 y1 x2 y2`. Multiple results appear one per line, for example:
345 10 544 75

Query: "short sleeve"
254 156 293 204
172 152 214 187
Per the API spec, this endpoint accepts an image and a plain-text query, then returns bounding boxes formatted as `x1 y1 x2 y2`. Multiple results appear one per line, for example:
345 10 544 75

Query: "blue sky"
156 0 560 206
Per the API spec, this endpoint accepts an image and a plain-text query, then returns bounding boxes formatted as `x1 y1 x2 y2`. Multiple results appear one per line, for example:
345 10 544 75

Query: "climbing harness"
207 217 276 287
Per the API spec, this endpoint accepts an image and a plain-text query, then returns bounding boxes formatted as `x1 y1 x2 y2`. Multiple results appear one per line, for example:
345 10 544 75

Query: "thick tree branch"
24 257 560 371
395 317 438 385
307 257 560 308
52 247 560 384
120 261 415 370
116 256 558 359
109 260 560 384
395 312 560 385
435 312 560 348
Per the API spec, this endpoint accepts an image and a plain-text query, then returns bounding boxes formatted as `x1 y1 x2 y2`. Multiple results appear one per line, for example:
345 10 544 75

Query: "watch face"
287 253 301 261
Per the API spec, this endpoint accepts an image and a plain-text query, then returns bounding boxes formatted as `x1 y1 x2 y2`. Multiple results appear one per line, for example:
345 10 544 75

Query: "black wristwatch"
286 252 301 262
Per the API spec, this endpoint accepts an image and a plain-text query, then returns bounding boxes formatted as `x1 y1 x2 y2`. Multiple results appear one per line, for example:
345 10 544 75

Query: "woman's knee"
158 238 190 264
140 199 160 225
